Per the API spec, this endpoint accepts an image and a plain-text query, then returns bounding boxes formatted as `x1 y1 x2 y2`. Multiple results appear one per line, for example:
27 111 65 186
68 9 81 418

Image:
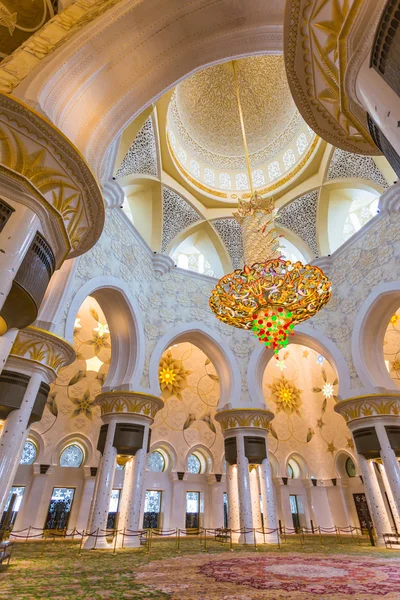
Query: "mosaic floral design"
263 345 343 477
384 308 400 388
158 350 193 400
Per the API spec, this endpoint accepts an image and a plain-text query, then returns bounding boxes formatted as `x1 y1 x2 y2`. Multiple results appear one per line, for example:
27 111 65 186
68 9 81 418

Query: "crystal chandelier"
209 62 332 355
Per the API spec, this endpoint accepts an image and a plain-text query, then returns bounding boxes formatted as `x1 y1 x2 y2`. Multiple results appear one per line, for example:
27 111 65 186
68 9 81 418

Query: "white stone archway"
19 0 285 178
148 322 242 409
247 323 351 407
351 281 400 392
64 276 145 391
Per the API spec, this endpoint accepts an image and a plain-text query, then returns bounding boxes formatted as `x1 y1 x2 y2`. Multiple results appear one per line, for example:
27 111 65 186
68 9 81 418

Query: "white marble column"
0 328 18 375
0 204 39 313
358 454 392 545
84 420 117 549
259 457 279 542
236 433 253 543
356 56 400 156
378 463 400 532
75 467 97 534
226 464 240 537
0 369 43 515
375 423 400 517
250 467 262 530
123 427 150 547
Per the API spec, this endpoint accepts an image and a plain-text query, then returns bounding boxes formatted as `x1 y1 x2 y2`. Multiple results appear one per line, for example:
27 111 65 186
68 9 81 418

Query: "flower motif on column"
96 391 164 420
215 408 274 433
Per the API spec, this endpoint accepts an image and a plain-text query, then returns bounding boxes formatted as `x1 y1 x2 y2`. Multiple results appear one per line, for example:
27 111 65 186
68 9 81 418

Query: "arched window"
342 192 379 243
283 149 296 170
190 159 200 178
268 161 281 181
219 173 231 190
345 457 357 478
187 453 201 474
252 169 265 187
60 444 84 468
148 451 165 473
287 458 301 479
172 246 216 277
296 133 308 154
204 168 215 186
235 173 248 190
20 440 37 465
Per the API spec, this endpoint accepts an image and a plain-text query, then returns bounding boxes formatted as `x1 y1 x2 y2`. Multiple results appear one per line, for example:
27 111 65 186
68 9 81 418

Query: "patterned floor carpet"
1 538 399 599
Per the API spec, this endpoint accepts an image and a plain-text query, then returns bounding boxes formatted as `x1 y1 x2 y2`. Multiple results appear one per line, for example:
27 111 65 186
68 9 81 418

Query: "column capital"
96 390 164 422
334 393 400 427
0 93 104 263
215 408 274 435
7 326 75 380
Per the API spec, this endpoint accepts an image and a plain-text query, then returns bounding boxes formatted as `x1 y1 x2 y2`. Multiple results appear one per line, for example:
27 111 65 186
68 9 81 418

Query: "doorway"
353 493 373 531
107 489 121 529
289 494 300 531
143 490 162 529
185 491 200 529
44 488 75 530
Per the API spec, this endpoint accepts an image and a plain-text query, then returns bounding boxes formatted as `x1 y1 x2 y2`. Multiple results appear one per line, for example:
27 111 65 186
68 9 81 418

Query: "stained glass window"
187 453 201 474
177 148 187 165
148 451 165 472
20 440 37 465
190 160 200 178
283 149 296 170
185 491 200 528
3 487 25 513
252 169 265 187
44 488 75 530
60 444 84 468
204 168 215 186
296 133 308 155
268 161 281 181
143 491 162 529
345 457 357 478
219 173 231 190
235 173 248 190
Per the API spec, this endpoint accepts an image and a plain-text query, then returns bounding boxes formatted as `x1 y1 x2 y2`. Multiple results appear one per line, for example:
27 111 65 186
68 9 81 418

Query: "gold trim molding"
284 0 378 155
96 391 164 419
10 326 75 375
0 0 125 94
215 408 274 432
334 394 400 423
0 93 104 259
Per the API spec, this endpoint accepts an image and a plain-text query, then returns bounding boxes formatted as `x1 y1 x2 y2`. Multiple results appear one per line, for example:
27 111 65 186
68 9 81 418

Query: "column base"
83 535 111 550
239 531 255 545
123 535 141 548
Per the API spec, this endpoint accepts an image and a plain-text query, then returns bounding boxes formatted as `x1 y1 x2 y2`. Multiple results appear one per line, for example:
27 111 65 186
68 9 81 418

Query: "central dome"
175 56 297 160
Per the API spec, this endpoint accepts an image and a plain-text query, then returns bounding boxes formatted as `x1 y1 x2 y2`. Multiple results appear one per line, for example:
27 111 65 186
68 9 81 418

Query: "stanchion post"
40 535 47 558
253 528 257 550
78 532 84 556
337 526 343 546
25 526 31 543
93 527 99 550
113 530 118 555
276 528 281 550
203 529 208 553
177 528 181 554
229 528 233 552
122 527 126 549
318 526 324 548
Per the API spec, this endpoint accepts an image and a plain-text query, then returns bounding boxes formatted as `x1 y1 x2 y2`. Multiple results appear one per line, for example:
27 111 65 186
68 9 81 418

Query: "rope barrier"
6 522 374 559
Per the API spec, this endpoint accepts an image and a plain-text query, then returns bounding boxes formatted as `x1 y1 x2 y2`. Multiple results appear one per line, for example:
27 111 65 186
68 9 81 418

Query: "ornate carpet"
136 551 400 599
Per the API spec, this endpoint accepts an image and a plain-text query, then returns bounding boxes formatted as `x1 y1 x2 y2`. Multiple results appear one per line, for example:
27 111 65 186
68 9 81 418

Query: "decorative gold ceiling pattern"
171 56 302 170
284 0 379 155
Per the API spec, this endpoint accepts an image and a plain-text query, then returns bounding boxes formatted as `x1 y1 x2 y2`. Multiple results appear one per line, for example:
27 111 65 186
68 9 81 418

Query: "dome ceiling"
171 55 302 170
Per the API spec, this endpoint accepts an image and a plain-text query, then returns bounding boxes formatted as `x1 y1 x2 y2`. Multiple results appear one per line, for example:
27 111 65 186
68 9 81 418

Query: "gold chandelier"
209 61 331 355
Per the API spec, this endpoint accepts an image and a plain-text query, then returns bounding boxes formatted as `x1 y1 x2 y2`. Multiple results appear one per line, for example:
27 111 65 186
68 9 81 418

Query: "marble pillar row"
0 327 74 516
215 408 277 545
84 419 118 549
379 464 400 532
86 391 163 550
335 394 400 546
375 422 400 516
358 455 392 544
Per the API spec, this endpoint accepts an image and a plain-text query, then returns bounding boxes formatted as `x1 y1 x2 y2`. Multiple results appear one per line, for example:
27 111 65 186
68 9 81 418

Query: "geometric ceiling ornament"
327 149 389 189
170 56 303 171
212 218 244 270
275 190 319 258
115 117 158 179
284 0 380 155
161 187 202 253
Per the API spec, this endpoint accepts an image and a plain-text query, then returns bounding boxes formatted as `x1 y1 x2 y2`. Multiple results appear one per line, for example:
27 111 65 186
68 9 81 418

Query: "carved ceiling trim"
284 0 378 155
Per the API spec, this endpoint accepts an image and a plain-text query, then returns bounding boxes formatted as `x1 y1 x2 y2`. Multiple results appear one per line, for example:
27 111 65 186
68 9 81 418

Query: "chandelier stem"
232 60 254 196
